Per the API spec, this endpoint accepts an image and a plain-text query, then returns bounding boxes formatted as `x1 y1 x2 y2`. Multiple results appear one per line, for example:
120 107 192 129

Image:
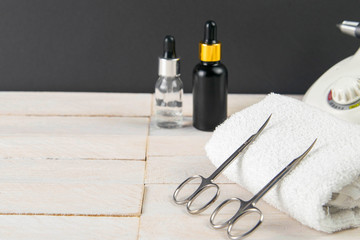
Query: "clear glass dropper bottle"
155 35 183 128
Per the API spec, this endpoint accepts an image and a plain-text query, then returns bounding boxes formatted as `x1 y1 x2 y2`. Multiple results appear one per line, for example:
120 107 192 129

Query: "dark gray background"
0 0 359 93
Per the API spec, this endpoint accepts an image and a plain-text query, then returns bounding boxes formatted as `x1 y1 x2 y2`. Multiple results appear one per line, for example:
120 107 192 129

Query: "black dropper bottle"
192 20 228 131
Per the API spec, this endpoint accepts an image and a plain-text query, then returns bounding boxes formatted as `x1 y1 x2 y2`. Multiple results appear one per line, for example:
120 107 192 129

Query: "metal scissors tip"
253 114 272 138
297 138 317 160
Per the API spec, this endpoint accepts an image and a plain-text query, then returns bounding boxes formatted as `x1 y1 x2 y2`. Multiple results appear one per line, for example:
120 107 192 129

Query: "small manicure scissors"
210 139 317 240
173 114 272 214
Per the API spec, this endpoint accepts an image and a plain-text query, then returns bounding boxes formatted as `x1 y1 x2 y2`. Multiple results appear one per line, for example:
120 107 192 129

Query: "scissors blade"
208 114 272 180
252 114 272 141
249 138 317 205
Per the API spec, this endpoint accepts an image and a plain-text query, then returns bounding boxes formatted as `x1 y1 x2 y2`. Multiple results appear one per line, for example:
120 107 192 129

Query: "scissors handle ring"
186 183 220 214
210 197 242 229
227 207 263 240
173 175 220 214
173 175 202 205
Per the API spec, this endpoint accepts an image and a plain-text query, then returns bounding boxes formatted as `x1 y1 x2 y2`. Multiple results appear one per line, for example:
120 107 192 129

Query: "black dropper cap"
162 35 177 59
203 20 218 44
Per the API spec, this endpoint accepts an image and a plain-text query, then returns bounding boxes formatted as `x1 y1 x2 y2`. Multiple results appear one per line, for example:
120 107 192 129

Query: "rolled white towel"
205 93 360 233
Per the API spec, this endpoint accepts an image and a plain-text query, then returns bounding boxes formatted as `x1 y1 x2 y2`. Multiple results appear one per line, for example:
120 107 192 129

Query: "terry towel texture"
205 93 360 233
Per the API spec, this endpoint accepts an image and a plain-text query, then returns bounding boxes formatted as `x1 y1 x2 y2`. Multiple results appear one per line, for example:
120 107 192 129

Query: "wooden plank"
140 215 226 240
0 92 152 116
0 159 145 216
147 118 211 157
0 135 146 160
0 116 148 135
0 183 143 216
0 215 139 240
140 214 359 240
149 117 210 137
0 159 145 184
140 184 360 240
0 116 148 160
162 94 302 117
146 156 231 184
147 135 210 157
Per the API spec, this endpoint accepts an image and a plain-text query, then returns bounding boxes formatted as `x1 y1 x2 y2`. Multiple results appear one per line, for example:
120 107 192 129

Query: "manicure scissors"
210 139 317 240
173 114 272 214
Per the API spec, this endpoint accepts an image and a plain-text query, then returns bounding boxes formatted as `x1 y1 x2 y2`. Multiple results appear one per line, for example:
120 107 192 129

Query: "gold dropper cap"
199 20 221 62
199 43 221 62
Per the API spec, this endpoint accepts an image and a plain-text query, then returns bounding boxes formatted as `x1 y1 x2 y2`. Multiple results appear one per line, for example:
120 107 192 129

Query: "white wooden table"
0 92 358 240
